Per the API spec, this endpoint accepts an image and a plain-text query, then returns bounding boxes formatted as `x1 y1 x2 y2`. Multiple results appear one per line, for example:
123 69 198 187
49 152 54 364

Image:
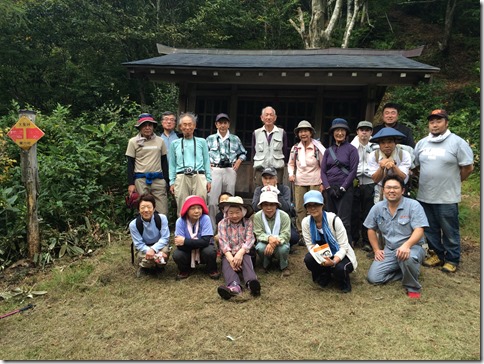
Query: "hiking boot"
297 238 306 247
247 280 261 297
176 271 190 280
423 254 443 267
217 285 241 300
441 262 457 273
281 268 291 277
136 267 150 278
362 243 372 252
407 291 421 299
209 271 221 280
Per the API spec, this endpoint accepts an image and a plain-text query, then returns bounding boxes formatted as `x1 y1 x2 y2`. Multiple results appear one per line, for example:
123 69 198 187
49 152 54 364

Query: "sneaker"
362 244 372 252
217 285 240 300
281 268 291 277
441 262 457 273
407 291 421 299
176 271 190 280
341 280 352 293
209 271 221 280
247 280 261 297
423 254 443 267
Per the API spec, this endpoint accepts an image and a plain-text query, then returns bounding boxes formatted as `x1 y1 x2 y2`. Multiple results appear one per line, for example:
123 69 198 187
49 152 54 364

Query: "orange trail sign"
7 116 45 150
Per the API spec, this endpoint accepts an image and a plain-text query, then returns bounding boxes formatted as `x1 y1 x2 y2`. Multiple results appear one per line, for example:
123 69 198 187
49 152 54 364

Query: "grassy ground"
0 178 480 360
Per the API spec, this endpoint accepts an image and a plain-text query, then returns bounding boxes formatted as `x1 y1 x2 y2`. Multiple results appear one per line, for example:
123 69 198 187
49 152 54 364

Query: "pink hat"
180 195 209 218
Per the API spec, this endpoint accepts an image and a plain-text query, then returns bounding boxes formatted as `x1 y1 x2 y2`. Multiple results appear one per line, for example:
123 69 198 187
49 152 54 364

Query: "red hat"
427 109 449 120
135 113 158 128
180 195 209 218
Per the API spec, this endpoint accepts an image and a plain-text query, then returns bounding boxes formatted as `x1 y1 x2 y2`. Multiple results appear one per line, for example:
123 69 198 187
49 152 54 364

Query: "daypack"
131 213 162 265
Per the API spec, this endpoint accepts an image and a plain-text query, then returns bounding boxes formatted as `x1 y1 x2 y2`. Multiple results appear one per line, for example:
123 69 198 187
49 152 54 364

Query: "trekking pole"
0 303 34 320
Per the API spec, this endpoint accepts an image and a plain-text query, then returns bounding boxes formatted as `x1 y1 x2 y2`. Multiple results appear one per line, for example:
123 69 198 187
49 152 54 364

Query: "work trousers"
207 167 237 229
350 183 375 245
293 184 321 234
136 246 171 269
221 254 257 287
172 245 218 273
304 253 354 291
174 174 208 217
255 242 290 270
367 244 425 293
135 178 168 216
325 184 354 244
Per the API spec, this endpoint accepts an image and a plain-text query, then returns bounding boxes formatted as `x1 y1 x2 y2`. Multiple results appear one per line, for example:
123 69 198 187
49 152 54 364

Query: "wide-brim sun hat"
219 196 254 218
135 113 158 128
328 118 350 133
294 120 315 135
303 190 324 206
369 128 406 143
257 191 281 208
180 195 209 218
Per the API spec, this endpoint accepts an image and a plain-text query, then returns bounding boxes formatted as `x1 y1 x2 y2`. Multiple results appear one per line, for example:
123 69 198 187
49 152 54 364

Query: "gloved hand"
261 185 280 195
334 187 345 199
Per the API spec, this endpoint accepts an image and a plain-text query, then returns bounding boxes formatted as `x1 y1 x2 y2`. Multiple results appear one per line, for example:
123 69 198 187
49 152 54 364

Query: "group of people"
127 104 474 300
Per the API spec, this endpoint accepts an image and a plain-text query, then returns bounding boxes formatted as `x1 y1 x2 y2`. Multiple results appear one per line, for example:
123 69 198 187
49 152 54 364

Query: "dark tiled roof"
123 47 439 72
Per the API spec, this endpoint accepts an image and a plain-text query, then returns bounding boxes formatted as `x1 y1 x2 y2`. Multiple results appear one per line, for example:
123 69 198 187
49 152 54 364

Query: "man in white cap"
253 191 291 276
126 113 169 215
415 109 474 273
206 113 247 228
350 121 378 251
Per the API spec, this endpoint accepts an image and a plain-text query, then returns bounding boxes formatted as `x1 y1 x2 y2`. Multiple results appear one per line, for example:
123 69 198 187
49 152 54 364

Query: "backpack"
131 213 162 265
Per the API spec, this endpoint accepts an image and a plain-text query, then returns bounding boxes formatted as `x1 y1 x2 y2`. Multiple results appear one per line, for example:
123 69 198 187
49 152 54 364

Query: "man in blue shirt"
364 175 429 299
168 112 212 216
160 111 180 152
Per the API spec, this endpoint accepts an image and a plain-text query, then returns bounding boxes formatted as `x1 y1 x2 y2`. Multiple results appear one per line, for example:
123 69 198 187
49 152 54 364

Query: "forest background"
0 0 481 360
0 0 480 275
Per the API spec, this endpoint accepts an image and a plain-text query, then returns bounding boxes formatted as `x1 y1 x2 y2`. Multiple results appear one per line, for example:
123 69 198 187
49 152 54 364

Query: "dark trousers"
304 253 354 291
325 184 354 244
350 183 375 245
173 245 218 273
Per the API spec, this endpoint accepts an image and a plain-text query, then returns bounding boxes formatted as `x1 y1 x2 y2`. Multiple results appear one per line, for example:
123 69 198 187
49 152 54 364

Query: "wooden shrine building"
123 44 439 196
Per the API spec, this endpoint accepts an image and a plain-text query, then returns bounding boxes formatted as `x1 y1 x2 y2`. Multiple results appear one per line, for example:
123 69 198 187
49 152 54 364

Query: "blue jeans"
419 202 461 265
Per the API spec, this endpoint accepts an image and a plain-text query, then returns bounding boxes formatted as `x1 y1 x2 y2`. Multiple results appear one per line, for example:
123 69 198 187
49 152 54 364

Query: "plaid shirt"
206 131 247 164
218 217 254 255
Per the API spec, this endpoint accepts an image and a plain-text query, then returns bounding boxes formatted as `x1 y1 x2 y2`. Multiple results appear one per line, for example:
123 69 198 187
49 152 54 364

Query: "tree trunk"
342 0 362 48
439 0 457 52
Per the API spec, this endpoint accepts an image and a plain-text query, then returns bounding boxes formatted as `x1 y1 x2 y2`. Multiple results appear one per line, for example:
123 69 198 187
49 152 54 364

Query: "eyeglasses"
383 186 401 191
139 205 154 211
163 117 176 122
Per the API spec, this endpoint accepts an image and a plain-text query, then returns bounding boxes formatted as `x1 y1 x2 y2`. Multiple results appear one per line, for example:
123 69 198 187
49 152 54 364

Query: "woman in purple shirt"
321 118 359 245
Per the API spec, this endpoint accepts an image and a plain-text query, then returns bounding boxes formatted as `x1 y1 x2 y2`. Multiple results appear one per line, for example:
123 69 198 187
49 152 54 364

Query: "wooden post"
19 110 41 260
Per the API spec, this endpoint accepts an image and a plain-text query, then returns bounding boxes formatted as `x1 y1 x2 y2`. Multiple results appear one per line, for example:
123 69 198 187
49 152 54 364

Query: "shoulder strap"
154 213 162 230
328 147 350 175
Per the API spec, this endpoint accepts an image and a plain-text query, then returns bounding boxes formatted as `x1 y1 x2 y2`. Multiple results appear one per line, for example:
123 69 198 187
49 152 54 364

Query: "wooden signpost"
7 110 44 260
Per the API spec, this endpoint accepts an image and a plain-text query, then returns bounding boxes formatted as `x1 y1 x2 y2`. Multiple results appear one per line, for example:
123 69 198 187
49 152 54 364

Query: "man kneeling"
364 175 429 298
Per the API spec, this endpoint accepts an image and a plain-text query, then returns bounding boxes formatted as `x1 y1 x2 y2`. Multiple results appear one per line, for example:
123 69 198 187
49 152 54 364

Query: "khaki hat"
219 196 254 218
356 121 373 130
294 120 315 135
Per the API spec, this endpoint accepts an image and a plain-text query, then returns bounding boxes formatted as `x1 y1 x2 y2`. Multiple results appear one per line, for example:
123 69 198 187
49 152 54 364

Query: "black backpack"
131 213 162 265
